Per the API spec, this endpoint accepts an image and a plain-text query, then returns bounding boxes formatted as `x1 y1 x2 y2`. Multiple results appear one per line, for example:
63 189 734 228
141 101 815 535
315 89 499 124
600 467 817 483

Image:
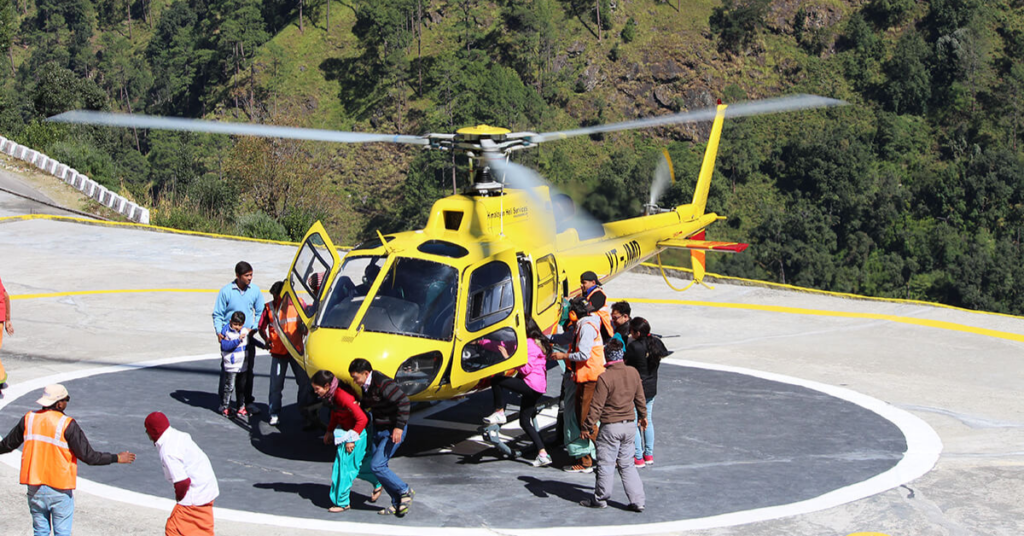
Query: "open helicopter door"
275 222 342 365
451 248 528 389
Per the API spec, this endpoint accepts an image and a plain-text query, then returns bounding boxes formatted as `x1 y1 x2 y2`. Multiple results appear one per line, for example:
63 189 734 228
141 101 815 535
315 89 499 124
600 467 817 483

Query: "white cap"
36 384 69 406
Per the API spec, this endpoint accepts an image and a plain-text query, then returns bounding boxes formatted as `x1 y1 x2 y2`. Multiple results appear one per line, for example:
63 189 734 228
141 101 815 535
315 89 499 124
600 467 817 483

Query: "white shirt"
155 427 220 506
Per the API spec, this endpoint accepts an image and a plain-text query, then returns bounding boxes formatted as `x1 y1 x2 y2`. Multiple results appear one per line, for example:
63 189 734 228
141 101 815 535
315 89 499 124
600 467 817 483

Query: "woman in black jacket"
624 317 666 467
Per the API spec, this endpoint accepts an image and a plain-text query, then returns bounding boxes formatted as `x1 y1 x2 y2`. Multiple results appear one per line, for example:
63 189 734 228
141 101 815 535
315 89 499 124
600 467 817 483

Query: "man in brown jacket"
579 338 647 512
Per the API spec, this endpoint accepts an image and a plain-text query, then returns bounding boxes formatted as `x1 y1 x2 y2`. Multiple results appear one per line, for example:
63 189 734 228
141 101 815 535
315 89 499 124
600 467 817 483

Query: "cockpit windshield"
318 255 387 330
362 257 459 341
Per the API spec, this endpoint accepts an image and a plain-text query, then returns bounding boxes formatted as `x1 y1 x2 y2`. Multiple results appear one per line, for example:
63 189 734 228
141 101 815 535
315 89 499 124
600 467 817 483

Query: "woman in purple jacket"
483 318 553 467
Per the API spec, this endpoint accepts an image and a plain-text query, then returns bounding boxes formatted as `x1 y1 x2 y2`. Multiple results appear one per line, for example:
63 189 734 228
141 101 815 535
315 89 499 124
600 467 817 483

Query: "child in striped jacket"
219 311 250 418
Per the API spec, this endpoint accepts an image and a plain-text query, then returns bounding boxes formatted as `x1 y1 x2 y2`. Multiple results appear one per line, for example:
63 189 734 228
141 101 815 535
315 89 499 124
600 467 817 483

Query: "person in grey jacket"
579 339 647 512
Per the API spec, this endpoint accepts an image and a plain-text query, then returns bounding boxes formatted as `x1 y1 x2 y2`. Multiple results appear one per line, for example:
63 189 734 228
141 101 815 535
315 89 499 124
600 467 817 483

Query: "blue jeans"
370 426 409 507
634 396 655 459
28 485 74 536
268 355 312 417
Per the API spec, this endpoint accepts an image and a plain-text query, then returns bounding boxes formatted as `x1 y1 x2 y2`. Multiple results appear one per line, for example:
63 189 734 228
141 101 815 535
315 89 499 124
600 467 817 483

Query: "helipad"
1 198 1022 535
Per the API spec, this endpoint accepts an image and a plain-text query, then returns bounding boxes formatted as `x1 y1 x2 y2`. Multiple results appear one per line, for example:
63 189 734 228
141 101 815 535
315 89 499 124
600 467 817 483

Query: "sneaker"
221 408 231 418
628 503 645 513
532 453 553 467
269 415 280 426
563 463 593 474
483 411 507 425
644 454 654 466
237 407 249 418
634 457 646 468
579 498 607 508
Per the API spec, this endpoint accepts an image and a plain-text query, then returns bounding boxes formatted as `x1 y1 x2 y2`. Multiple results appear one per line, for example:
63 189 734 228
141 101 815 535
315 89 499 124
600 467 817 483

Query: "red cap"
145 412 170 442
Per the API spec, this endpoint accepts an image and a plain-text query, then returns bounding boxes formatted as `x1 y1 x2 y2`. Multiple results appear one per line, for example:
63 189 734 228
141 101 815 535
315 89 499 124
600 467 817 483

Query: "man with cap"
579 338 648 512
551 296 606 473
0 384 136 536
580 271 614 341
145 412 219 535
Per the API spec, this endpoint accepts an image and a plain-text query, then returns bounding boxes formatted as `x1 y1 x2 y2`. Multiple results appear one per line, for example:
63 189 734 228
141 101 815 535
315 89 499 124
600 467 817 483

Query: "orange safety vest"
570 315 606 383
585 287 615 341
271 299 304 356
20 410 77 490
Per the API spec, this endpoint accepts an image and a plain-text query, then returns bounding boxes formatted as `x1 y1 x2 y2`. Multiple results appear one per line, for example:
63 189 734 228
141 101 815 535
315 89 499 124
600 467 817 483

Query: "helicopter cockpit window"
466 261 515 332
461 327 518 372
289 234 334 318
417 240 469 258
352 235 396 251
361 257 459 341
318 255 386 330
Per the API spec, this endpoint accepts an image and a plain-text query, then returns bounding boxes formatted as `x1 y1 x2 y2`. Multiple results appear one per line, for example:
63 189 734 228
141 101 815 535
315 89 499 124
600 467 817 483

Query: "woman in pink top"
483 318 553 467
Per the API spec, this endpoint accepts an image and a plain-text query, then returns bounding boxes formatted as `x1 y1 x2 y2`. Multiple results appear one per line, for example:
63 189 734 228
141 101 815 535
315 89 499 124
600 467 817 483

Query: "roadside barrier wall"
0 136 150 224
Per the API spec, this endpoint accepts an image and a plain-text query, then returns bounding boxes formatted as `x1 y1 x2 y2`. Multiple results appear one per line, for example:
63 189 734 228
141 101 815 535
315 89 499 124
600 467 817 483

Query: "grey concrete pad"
0 355 906 529
0 217 1022 535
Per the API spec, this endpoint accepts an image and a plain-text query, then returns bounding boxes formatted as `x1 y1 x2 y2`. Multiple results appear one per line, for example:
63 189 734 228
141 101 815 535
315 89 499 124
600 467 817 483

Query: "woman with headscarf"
310 370 382 512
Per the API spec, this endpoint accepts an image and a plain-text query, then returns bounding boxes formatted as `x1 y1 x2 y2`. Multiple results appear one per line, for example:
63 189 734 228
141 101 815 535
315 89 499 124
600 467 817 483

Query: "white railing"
0 136 150 224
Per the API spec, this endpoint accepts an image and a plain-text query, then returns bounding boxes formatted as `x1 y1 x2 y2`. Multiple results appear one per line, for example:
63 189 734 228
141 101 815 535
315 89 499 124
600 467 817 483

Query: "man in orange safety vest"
0 384 136 536
259 281 314 427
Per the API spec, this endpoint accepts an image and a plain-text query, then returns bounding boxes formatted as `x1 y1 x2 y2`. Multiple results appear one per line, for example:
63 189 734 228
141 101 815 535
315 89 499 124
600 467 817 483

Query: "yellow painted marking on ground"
10 289 225 300
0 214 301 246
629 298 1024 344
640 261 1024 322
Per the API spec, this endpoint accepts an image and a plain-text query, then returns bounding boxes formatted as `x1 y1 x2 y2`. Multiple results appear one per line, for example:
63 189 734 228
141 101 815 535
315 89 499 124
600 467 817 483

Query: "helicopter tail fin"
690 102 728 217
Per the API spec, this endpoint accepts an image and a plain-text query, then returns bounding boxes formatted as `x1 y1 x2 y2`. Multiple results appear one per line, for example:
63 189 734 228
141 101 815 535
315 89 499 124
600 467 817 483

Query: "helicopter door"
276 222 342 362
452 248 527 388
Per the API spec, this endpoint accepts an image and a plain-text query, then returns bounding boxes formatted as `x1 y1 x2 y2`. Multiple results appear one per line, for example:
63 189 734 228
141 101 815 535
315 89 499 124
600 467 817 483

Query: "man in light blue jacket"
213 261 265 415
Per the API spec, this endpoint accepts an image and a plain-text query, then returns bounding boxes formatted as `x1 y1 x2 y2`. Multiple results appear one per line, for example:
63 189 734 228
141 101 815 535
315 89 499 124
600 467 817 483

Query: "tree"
0 0 15 73
866 0 914 29
709 0 771 55
883 31 932 115
146 1 206 115
501 0 559 91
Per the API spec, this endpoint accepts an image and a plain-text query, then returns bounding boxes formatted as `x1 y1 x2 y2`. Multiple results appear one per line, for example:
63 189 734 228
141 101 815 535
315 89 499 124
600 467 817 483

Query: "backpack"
645 335 671 362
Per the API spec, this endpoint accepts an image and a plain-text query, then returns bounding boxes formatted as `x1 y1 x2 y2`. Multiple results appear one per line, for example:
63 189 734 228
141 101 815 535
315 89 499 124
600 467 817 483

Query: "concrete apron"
0 217 1021 535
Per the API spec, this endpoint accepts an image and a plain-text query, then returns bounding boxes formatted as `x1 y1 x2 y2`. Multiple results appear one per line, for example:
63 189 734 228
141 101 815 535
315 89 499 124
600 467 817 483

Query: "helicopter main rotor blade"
525 94 845 144
47 111 432 146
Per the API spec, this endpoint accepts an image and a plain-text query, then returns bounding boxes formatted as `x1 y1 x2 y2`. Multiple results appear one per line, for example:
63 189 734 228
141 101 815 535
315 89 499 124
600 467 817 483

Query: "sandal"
370 485 383 503
328 506 349 513
378 506 398 516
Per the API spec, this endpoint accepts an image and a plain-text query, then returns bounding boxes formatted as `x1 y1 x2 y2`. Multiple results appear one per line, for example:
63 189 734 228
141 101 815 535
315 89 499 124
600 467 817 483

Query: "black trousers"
491 375 545 453
242 330 264 406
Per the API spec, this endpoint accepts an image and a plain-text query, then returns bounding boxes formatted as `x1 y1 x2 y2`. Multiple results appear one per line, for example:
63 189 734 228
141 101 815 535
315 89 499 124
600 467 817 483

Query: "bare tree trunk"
596 0 602 41
8 47 14 75
327 0 330 33
299 0 304 33
127 1 133 41
122 85 141 152
417 0 422 96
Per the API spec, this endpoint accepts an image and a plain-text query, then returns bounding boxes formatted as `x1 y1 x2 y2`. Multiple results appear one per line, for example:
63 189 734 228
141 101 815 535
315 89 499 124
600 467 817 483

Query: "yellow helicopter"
50 95 843 401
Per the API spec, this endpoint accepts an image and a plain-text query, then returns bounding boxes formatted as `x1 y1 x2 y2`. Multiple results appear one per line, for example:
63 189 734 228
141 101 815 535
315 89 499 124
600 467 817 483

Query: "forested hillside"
1 0 1023 314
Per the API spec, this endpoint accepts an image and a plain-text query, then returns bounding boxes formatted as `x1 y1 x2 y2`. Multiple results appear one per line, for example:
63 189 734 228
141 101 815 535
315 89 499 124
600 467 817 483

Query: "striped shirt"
359 371 411 430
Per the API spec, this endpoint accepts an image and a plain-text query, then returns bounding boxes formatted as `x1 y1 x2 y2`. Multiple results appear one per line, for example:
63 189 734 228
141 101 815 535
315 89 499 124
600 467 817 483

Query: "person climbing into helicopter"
580 271 614 342
551 296 606 473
